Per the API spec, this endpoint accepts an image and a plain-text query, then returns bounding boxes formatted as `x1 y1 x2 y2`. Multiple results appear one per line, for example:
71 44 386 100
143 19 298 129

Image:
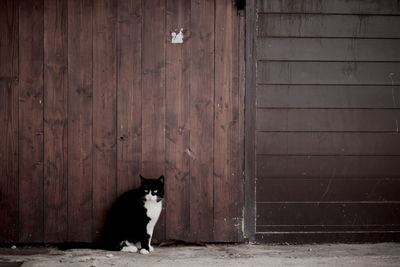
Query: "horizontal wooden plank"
256 202 400 226
256 132 400 155
256 178 400 202
257 0 400 15
256 85 400 108
257 61 400 85
258 14 400 38
256 225 400 233
257 38 400 61
255 232 400 243
256 109 400 132
256 155 400 178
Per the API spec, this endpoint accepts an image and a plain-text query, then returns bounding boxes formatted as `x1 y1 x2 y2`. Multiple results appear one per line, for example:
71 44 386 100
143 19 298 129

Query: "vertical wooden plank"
68 0 93 242
244 0 257 242
116 0 142 194
189 0 215 242
93 0 117 241
43 0 68 242
165 0 191 240
237 11 246 242
0 0 19 243
18 0 44 243
141 0 166 242
214 0 240 242
141 0 166 178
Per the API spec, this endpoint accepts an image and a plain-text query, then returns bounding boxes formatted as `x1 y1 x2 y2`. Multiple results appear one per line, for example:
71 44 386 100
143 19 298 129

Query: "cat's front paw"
139 249 149 255
121 246 138 253
149 245 154 252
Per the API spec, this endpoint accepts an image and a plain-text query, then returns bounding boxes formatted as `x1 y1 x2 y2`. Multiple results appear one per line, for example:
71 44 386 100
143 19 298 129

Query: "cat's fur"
102 175 164 254
235 0 245 10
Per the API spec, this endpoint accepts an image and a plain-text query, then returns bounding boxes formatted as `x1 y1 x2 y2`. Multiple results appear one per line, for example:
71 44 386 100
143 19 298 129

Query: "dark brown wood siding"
252 0 400 241
0 0 244 243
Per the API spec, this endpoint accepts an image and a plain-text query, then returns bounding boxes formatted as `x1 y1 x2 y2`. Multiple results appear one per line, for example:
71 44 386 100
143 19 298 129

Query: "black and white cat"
102 175 164 254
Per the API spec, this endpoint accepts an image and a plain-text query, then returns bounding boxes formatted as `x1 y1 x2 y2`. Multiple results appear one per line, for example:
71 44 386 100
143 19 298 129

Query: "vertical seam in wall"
188 0 192 237
91 0 94 241
65 0 69 243
239 9 245 242
163 0 167 238
212 0 216 241
17 0 20 243
42 0 45 243
140 0 143 177
236 7 240 241
139 0 143 181
115 0 118 199
115 0 118 198
254 6 258 237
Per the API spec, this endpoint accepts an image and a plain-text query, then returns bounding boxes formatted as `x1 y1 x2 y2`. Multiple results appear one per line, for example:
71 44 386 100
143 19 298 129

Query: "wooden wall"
0 0 244 243
251 0 400 242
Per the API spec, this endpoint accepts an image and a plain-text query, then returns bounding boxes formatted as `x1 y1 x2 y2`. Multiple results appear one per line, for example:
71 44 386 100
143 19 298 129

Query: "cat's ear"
158 175 165 183
139 174 146 184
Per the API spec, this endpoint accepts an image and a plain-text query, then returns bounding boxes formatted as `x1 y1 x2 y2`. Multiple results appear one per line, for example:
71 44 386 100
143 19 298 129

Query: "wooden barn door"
246 0 400 242
0 0 244 244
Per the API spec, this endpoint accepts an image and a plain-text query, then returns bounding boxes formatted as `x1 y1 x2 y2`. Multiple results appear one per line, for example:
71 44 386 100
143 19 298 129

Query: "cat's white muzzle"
145 193 158 202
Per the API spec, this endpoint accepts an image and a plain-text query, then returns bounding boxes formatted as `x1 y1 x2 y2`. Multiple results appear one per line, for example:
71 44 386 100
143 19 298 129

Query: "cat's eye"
154 190 158 193
144 190 149 193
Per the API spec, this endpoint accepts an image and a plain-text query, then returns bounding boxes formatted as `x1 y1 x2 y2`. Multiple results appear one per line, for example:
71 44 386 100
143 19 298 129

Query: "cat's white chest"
144 200 162 236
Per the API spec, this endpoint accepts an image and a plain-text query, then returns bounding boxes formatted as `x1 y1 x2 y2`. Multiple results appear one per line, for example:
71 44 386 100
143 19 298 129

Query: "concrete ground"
0 243 399 267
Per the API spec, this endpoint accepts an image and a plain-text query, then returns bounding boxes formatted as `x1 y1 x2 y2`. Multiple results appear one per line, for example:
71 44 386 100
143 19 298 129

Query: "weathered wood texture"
43 0 68 242
254 0 400 240
0 0 19 243
189 0 215 242
92 0 118 242
258 14 400 38
257 178 400 202
244 0 257 241
214 0 242 242
18 0 44 243
165 0 191 241
67 0 93 242
257 0 400 14
116 0 142 195
0 0 243 243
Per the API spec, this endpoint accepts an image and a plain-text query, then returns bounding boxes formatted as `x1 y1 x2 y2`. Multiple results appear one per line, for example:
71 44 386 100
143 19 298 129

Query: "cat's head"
139 174 165 202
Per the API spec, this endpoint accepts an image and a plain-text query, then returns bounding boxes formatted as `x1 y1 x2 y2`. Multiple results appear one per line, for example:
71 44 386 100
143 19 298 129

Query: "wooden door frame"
244 0 257 242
